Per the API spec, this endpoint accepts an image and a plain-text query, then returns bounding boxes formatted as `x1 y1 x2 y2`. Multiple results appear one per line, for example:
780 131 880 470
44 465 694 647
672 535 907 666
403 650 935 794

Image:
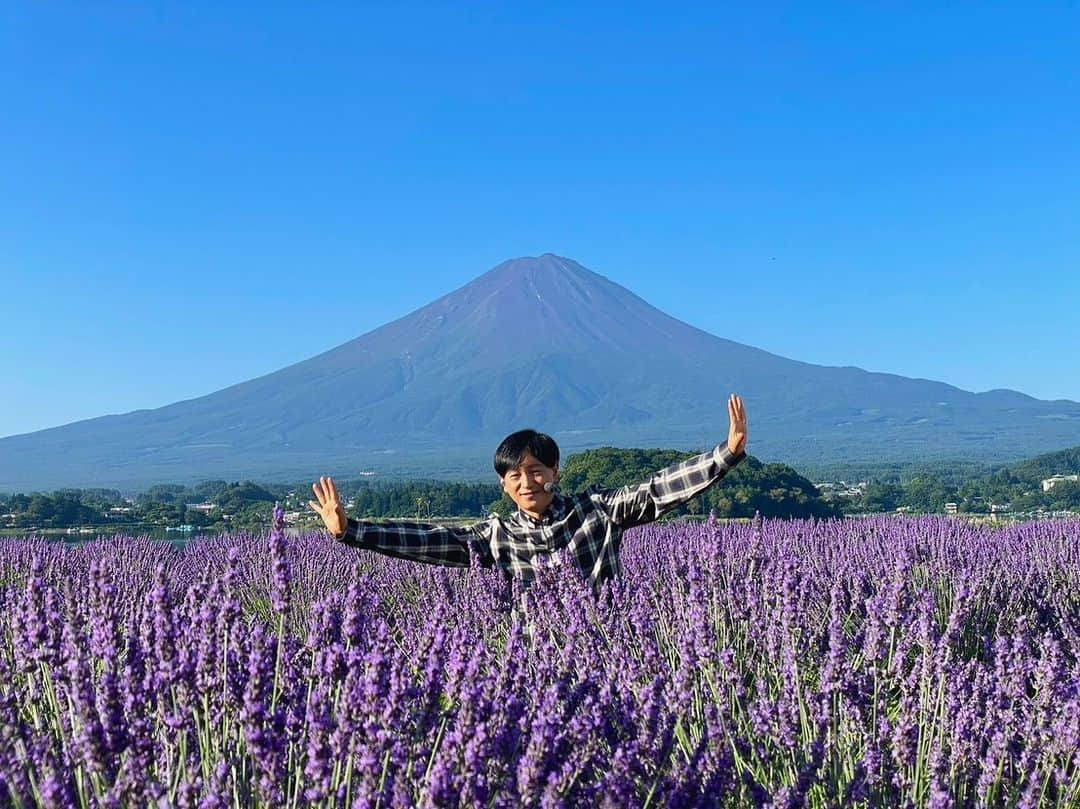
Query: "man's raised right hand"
309 476 348 538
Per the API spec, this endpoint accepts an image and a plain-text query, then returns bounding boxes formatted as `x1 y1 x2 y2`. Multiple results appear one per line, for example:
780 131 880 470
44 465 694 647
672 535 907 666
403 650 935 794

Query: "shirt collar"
515 492 568 526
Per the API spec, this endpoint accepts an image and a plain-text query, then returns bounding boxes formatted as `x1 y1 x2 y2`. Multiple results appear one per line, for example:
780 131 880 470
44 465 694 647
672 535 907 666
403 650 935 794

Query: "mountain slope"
2 254 1078 490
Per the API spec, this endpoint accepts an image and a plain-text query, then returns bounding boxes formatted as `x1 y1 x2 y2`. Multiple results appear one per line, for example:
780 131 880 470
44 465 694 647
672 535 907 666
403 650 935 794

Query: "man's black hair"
494 429 560 477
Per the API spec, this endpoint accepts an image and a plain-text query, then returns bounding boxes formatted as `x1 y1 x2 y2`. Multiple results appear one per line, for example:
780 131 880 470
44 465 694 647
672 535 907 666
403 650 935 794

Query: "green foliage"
1043 480 1080 510
214 481 277 515
342 480 502 519
702 457 843 519
137 484 188 507
1008 446 1080 484
223 502 275 530
4 443 1076 530
141 502 186 526
7 492 103 528
194 480 230 501
900 474 957 514
802 458 991 488
56 487 124 509
562 448 841 519
853 481 905 513
561 447 697 492
840 444 1080 514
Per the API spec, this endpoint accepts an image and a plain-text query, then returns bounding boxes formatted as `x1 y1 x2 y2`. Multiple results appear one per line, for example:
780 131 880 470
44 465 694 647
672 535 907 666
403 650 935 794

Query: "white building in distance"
1042 474 1080 492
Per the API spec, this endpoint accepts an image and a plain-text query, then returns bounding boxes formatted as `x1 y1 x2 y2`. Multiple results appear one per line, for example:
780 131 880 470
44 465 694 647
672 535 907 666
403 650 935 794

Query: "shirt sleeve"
589 445 745 528
334 517 495 567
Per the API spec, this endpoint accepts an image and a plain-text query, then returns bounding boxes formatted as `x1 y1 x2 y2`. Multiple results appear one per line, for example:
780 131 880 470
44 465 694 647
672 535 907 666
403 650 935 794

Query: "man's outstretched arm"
591 394 748 528
309 476 492 567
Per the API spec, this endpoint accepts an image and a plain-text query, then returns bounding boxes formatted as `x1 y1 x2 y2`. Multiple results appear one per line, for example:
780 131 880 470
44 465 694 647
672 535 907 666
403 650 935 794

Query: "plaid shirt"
335 444 745 594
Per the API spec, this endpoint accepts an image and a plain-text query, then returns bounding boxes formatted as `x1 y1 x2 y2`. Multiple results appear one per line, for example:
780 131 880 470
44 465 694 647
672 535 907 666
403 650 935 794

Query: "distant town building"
185 502 217 514
945 502 959 515
813 480 867 498
1042 474 1080 492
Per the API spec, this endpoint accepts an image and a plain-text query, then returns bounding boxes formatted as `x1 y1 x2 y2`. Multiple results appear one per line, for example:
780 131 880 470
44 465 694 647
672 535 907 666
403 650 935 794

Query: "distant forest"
830 445 1080 515
1 445 1077 532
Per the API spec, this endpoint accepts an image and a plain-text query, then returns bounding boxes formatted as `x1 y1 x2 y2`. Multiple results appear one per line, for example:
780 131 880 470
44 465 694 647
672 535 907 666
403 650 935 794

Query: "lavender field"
1 514 1078 808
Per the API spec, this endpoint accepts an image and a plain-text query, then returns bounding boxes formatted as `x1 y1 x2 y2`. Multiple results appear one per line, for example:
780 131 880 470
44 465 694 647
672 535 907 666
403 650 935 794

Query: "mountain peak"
509 252 573 266
446 253 612 319
484 253 596 282
437 253 660 348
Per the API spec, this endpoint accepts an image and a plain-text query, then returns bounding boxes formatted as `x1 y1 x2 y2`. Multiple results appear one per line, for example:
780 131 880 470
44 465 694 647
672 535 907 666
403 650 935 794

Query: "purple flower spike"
269 502 291 617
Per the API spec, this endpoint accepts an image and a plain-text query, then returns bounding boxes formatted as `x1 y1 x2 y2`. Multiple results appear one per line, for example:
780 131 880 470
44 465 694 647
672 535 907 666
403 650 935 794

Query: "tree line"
846 466 1080 515
2 444 1076 531
0 448 838 530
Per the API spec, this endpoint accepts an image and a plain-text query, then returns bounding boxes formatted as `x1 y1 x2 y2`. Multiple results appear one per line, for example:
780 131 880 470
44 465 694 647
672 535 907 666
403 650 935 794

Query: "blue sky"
2 2 1078 439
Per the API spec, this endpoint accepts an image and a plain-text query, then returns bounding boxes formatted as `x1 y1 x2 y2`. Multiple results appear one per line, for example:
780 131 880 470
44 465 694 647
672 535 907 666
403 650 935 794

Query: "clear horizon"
3 3 1079 439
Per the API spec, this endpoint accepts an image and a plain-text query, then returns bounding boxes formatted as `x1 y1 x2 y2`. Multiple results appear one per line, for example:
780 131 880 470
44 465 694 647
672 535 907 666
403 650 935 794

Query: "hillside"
1 254 1077 490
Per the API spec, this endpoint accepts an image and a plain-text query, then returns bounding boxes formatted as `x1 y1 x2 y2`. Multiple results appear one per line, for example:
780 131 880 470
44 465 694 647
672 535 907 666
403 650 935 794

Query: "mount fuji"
2 254 1077 490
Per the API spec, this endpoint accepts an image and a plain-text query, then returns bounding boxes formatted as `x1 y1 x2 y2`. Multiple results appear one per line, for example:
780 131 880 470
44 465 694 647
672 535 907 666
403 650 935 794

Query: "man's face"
501 451 559 517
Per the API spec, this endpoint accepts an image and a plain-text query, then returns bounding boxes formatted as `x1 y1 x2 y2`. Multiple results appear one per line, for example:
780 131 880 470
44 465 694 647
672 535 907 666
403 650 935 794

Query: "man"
309 394 748 595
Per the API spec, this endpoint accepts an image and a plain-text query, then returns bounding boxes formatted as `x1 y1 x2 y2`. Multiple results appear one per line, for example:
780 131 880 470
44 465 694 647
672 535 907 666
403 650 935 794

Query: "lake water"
0 525 230 548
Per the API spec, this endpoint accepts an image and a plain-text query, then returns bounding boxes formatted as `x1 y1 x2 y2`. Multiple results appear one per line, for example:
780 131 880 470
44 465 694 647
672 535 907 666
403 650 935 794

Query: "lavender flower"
269 502 290 617
0 515 1075 806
